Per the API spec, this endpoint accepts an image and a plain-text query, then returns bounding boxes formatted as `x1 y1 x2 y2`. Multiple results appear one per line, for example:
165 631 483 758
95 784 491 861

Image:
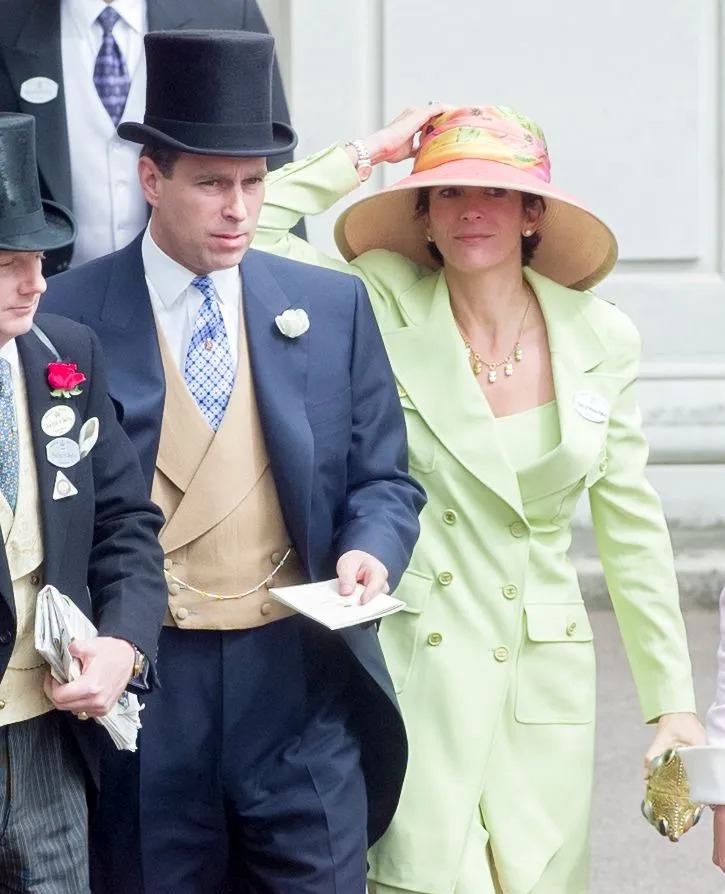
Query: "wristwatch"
131 645 147 679
345 139 373 183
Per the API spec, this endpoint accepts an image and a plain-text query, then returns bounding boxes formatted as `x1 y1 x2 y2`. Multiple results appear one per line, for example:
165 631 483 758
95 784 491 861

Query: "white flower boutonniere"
275 308 310 339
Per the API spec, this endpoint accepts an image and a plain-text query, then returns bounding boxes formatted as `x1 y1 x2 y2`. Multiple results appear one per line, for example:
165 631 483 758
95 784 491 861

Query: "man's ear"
138 157 162 208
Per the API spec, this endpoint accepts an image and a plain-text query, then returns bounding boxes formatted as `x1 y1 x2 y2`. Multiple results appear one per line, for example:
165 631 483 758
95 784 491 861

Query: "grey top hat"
0 113 75 252
118 30 298 157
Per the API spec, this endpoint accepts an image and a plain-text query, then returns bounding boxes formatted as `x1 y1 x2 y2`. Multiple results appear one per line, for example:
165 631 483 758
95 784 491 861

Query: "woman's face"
426 186 541 274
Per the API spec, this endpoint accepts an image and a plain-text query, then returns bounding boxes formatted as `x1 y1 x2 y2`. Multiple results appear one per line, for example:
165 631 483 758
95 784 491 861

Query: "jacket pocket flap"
524 603 593 643
395 569 434 614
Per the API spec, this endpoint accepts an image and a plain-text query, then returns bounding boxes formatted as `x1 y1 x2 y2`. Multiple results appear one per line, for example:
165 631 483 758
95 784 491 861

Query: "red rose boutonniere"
47 361 86 398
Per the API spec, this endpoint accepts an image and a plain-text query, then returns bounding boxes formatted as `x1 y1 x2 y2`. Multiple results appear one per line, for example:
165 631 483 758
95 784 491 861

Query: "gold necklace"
458 296 532 384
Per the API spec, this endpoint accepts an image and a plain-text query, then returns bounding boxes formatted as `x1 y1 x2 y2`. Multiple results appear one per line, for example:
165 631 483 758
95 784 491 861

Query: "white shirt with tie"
60 0 148 267
142 227 242 374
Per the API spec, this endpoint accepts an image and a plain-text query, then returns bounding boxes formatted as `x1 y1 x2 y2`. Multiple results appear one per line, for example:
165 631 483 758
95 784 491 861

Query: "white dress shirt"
142 228 242 373
0 339 20 380
61 0 148 267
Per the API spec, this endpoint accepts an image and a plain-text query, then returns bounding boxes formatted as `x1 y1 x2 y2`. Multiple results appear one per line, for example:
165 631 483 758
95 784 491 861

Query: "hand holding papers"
34 585 143 751
268 579 405 630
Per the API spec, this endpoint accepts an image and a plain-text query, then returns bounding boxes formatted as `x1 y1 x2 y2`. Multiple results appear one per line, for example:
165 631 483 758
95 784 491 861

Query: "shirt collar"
64 0 145 35
142 227 241 310
0 339 19 375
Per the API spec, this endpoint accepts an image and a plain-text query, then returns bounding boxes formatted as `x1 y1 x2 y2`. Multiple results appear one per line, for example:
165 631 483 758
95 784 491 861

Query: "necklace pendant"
487 367 497 384
471 358 483 376
504 362 513 377
513 343 523 362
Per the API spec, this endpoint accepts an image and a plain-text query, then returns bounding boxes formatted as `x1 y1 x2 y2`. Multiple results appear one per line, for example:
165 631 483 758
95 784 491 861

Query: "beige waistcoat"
0 359 49 725
152 313 305 630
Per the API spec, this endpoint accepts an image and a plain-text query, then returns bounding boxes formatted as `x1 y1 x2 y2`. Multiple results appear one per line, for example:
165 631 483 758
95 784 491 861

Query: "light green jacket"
254 147 696 894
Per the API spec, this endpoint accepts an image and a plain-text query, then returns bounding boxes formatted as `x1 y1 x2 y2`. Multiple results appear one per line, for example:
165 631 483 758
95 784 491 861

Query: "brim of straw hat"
0 200 76 253
334 158 618 291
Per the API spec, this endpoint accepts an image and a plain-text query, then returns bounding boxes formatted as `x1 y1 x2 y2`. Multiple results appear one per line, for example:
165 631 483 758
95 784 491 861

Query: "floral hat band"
412 105 551 183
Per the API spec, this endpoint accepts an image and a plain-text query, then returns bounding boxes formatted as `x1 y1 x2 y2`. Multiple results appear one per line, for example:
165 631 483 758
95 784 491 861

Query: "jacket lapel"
514 270 615 501
384 271 525 519
7 1 71 208
94 236 166 491
16 328 79 580
240 251 314 564
147 0 199 30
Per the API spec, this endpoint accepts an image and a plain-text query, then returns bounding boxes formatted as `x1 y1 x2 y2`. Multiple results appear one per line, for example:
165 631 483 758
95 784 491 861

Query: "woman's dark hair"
140 145 182 178
414 187 545 267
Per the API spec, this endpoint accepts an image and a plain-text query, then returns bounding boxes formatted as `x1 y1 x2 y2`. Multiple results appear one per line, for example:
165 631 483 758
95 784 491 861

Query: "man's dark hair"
140 145 181 178
414 187 545 267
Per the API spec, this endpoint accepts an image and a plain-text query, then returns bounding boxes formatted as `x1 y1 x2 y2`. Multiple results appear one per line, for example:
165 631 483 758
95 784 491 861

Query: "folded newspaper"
34 585 143 751
268 579 405 630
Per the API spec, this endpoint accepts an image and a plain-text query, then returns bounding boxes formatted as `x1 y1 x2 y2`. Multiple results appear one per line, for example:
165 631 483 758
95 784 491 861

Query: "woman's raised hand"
363 103 452 166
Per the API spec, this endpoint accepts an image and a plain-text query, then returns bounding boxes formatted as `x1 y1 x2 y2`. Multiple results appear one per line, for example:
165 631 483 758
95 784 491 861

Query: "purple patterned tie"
93 6 130 126
183 277 236 431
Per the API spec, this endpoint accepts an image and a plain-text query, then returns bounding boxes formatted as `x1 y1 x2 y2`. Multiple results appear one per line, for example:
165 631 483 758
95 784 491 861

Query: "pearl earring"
425 234 434 243
523 229 533 237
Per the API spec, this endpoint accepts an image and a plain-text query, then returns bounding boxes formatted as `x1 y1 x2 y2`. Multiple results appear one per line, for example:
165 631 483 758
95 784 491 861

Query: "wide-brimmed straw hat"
334 106 618 290
0 113 75 252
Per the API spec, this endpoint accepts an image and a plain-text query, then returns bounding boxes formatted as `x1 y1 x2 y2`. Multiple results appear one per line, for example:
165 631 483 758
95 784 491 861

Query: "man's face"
140 153 267 275
0 251 45 346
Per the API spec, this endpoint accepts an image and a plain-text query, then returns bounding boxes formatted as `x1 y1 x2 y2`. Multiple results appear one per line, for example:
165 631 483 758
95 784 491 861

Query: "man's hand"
644 711 706 778
337 550 389 605
44 636 135 718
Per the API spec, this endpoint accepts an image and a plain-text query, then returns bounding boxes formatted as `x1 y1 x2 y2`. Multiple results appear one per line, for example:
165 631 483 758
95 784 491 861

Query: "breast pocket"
400 396 436 474
379 569 434 694
515 603 595 725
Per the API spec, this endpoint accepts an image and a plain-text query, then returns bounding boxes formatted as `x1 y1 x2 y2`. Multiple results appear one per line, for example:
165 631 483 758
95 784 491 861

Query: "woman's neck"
445 262 531 346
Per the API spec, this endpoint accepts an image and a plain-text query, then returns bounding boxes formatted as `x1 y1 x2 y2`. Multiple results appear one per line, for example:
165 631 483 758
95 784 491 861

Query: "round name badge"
41 405 75 437
19 76 59 105
46 437 81 469
574 390 610 424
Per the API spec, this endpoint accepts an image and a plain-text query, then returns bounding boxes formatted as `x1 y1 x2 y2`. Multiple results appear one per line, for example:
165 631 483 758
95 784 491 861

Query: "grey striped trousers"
0 710 90 893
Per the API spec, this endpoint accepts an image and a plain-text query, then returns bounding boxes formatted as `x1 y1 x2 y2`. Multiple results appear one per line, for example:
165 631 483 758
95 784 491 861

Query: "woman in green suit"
253 105 705 894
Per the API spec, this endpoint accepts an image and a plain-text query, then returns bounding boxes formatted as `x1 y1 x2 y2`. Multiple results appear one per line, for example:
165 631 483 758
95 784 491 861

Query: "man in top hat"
43 29 425 894
0 0 298 277
0 111 167 892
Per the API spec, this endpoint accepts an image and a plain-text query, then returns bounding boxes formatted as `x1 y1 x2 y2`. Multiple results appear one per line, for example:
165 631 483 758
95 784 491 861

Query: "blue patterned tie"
183 276 235 431
93 6 130 126
0 360 18 512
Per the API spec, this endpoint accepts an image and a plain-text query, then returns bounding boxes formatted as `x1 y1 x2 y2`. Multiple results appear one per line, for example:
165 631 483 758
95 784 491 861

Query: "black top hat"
118 30 298 157
0 114 75 253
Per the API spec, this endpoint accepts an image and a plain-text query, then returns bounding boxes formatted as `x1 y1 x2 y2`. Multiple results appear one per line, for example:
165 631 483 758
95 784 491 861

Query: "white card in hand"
268 579 405 630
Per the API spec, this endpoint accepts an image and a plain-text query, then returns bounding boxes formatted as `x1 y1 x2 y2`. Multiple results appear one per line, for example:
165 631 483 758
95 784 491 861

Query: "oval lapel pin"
574 390 610 424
